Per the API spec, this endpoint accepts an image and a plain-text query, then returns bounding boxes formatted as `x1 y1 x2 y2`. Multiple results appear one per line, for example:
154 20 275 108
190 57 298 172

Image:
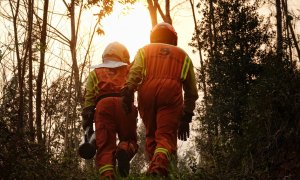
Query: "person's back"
93 65 128 96
122 22 198 177
142 43 188 81
137 42 192 128
82 42 138 179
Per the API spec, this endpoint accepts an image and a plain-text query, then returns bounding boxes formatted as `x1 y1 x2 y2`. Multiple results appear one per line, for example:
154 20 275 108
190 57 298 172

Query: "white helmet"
102 42 130 64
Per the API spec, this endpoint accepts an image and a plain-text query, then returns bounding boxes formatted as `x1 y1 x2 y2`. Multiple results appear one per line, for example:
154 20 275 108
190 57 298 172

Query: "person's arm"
121 48 145 113
80 71 98 157
84 70 98 108
125 48 145 91
82 70 98 130
178 56 198 141
182 57 198 114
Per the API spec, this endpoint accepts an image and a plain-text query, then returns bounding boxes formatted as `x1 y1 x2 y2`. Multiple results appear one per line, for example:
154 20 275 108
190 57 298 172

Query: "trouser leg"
94 99 117 177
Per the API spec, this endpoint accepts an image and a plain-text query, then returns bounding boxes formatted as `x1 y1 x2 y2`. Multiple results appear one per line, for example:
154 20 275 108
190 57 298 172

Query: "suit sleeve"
84 70 98 108
182 59 199 114
125 48 145 91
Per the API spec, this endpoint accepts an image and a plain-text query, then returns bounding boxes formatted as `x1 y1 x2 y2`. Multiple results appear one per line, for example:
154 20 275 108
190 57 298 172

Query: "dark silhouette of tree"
36 0 49 145
192 0 300 178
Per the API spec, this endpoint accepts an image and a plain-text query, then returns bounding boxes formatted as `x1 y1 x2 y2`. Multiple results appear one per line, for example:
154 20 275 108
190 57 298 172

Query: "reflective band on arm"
140 48 147 77
99 164 114 175
154 147 170 160
84 70 99 108
180 56 191 80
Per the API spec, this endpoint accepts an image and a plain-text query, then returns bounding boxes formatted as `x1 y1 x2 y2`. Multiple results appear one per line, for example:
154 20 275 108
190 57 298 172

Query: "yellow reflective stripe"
90 70 99 93
84 70 99 108
140 48 146 77
154 147 170 160
180 56 191 80
91 70 97 81
99 164 114 175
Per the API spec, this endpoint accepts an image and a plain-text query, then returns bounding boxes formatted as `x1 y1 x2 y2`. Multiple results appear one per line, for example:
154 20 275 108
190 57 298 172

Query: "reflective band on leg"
99 164 114 175
154 147 170 160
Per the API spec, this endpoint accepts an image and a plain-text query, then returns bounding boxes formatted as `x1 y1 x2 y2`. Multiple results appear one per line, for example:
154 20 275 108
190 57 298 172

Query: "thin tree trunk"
208 0 215 60
209 0 220 138
282 0 292 63
189 0 207 107
9 0 24 139
80 20 99 86
276 0 283 59
70 0 82 102
36 0 49 145
44 83 50 152
45 85 52 153
207 0 218 172
288 22 300 62
281 0 300 62
28 0 35 142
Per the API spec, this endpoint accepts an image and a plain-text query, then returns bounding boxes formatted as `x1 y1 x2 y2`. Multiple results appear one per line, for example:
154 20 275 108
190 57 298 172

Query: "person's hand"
121 86 134 113
82 106 95 130
178 112 193 141
178 121 189 141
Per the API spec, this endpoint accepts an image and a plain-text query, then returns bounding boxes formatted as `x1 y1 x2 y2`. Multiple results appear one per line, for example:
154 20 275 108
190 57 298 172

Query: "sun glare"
99 2 151 60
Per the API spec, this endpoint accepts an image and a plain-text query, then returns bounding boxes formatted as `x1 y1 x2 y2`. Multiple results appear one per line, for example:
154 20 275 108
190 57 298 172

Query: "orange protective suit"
125 43 198 175
95 96 137 169
84 65 138 178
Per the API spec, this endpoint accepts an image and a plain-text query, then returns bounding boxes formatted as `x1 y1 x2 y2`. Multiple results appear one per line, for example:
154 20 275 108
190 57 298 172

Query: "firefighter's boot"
147 152 169 177
115 141 138 177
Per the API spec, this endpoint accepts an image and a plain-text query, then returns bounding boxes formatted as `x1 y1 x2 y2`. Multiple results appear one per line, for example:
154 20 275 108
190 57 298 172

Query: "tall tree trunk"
63 0 84 153
281 0 300 62
80 19 99 84
209 0 220 137
208 0 215 60
164 0 172 24
28 0 35 142
70 0 82 102
44 83 50 152
282 0 292 63
288 22 300 61
9 0 24 139
153 0 172 24
207 0 218 171
276 0 283 59
189 0 207 107
147 0 158 27
146 0 175 27
36 0 49 145
44 84 51 152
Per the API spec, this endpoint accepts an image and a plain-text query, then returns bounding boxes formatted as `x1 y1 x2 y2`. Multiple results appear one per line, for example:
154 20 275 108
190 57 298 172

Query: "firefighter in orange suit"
121 22 198 177
82 42 138 179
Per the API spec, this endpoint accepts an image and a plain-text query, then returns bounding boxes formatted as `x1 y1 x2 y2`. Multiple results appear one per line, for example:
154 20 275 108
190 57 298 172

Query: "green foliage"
1 0 299 179
0 74 87 179
192 0 300 179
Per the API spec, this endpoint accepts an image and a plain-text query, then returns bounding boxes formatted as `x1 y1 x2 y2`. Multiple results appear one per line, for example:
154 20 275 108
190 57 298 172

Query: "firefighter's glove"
178 112 193 141
81 106 95 130
121 86 134 114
